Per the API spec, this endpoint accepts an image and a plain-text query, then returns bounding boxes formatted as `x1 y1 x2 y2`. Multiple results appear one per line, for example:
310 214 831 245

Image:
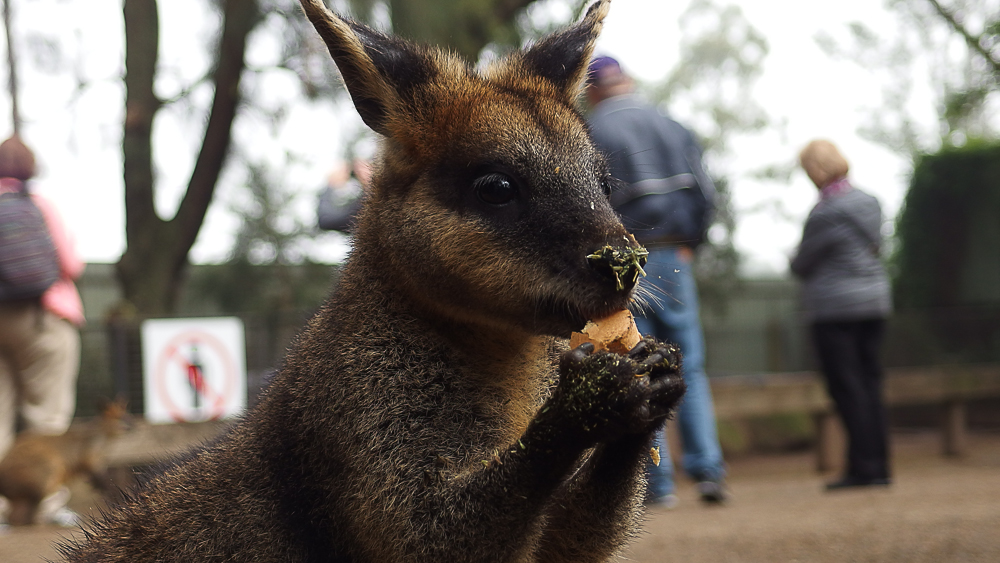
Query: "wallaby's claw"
626 339 649 358
562 342 596 369
642 337 686 419
647 372 687 419
631 336 681 377
637 353 663 373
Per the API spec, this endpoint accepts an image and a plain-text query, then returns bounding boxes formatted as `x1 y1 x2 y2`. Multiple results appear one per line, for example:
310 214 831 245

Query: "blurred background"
0 0 998 452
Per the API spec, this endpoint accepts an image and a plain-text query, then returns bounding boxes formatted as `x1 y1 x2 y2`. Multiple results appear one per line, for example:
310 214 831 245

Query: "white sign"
141 317 247 424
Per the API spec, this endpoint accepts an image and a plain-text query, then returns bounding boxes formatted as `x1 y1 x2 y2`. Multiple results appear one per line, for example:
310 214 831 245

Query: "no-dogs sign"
141 317 247 424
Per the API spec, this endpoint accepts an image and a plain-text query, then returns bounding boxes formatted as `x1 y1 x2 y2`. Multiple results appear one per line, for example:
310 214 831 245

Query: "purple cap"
587 56 622 85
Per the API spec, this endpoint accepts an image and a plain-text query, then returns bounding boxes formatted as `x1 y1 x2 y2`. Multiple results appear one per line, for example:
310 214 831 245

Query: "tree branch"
159 74 212 106
925 0 1000 77
173 0 260 261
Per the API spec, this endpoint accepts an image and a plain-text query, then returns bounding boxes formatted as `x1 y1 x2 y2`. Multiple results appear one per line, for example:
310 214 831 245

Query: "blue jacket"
588 93 715 246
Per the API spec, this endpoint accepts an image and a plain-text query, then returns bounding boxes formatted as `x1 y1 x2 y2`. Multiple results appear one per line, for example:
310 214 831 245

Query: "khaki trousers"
0 301 81 459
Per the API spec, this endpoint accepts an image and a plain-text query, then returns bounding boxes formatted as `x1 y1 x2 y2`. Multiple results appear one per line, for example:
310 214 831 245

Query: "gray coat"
790 186 892 322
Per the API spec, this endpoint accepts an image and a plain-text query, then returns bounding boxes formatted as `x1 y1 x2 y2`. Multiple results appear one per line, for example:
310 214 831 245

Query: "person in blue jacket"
586 56 727 508
317 158 371 233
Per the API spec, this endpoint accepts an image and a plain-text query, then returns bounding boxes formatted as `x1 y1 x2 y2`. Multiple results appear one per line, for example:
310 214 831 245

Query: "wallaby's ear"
522 0 611 103
299 0 434 135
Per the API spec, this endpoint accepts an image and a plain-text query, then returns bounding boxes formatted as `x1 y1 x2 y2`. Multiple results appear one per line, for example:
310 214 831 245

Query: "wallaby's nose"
587 238 648 292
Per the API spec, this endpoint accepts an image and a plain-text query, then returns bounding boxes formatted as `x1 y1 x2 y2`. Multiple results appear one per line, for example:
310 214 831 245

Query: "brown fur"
59 1 686 561
0 398 130 526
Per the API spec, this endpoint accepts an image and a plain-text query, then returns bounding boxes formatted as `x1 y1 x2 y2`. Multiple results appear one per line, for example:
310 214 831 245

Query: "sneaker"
38 486 81 527
645 493 680 510
47 507 81 527
696 479 729 504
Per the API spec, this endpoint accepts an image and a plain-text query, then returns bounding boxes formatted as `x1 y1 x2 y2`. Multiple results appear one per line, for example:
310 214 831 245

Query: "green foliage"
185 259 336 316
943 86 992 137
189 157 337 317
651 0 770 156
819 0 1000 155
893 141 1000 309
892 141 1000 364
227 162 312 266
345 0 551 62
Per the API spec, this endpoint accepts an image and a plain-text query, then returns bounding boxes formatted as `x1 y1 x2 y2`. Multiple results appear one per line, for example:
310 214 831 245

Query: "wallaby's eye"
600 177 613 197
474 173 517 205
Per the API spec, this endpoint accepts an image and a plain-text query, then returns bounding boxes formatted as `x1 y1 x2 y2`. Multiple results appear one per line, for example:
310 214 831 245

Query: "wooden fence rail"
710 364 1000 471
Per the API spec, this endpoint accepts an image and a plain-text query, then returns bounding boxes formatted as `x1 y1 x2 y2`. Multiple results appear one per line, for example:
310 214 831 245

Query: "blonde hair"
799 139 849 188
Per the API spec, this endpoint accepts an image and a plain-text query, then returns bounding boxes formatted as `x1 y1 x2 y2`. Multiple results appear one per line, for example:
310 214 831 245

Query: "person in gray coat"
791 139 893 491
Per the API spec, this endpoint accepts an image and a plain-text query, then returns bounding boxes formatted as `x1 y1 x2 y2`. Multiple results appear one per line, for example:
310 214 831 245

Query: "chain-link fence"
71 269 1000 416
75 310 316 417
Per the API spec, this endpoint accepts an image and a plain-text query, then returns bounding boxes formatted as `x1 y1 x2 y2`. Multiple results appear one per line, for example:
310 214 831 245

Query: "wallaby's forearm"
533 432 654 563
401 365 666 563
398 414 594 562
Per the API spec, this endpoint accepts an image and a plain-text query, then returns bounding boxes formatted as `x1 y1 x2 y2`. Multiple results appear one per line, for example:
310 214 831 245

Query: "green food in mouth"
586 243 649 291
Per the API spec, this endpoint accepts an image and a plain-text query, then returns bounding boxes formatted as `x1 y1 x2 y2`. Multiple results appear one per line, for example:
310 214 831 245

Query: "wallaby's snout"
587 235 648 293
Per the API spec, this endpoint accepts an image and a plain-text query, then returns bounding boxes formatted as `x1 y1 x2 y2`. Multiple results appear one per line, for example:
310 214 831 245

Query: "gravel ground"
2 430 998 563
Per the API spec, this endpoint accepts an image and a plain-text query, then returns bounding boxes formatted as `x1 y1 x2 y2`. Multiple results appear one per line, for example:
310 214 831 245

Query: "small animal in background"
59 0 686 561
0 397 131 526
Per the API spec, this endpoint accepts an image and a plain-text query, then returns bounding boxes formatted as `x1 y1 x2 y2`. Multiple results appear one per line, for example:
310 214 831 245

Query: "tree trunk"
117 0 260 316
3 0 21 134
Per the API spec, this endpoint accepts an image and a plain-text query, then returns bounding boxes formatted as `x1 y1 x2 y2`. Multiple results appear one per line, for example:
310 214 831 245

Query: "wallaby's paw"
628 336 686 419
551 339 685 445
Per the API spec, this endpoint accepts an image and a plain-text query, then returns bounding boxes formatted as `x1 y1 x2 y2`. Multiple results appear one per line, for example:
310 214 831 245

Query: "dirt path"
2 430 998 562
628 430 1000 563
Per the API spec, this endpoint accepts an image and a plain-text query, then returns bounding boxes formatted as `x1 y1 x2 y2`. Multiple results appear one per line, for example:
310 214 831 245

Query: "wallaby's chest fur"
61 1 688 561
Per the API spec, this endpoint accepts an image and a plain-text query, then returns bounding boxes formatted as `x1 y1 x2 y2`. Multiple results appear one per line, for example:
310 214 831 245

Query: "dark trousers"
811 319 890 480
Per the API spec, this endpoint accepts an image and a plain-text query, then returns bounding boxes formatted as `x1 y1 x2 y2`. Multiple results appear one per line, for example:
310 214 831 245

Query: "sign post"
141 317 247 424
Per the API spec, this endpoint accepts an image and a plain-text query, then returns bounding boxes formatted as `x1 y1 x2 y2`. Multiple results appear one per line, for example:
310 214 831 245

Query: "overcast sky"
1 0 943 275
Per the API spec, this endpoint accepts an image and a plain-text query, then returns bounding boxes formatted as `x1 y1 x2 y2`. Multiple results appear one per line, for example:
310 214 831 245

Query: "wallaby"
59 0 685 561
0 397 131 526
